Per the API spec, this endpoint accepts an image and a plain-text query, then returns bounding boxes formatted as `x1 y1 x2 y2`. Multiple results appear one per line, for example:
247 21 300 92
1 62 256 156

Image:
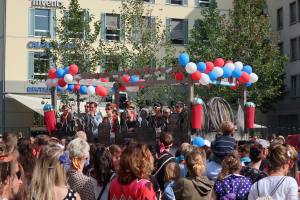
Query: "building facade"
260 0 300 134
0 0 233 134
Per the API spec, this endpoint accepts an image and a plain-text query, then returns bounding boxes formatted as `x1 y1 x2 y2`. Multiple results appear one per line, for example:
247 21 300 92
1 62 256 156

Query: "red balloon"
175 72 184 81
48 68 57 79
122 75 130 83
69 64 79 75
230 85 238 90
119 86 126 91
238 72 250 83
225 60 233 64
214 58 225 67
58 78 67 87
138 79 145 89
191 71 202 81
100 78 109 82
205 61 214 73
95 86 108 97
74 84 80 92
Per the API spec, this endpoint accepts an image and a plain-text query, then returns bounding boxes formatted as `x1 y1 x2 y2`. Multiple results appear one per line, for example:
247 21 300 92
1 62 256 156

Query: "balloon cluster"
121 74 145 93
45 64 108 97
177 53 259 87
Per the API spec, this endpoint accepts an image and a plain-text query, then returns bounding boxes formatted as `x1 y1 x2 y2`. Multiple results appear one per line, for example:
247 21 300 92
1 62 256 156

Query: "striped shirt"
212 135 236 157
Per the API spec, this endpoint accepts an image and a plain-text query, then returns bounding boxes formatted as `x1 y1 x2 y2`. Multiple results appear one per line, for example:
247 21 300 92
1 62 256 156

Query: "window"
102 55 120 72
291 75 297 96
278 42 284 55
290 38 297 61
171 0 183 5
133 16 153 42
105 14 120 41
169 19 188 44
199 0 210 7
34 9 50 36
277 8 283 30
28 52 50 79
290 2 297 24
63 10 88 39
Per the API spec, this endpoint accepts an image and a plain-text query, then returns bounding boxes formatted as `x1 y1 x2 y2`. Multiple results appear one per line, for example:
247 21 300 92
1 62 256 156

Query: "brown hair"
164 162 181 182
186 151 206 177
220 121 235 135
268 144 290 172
249 143 264 163
109 144 121 156
218 153 241 180
117 144 154 184
160 132 173 146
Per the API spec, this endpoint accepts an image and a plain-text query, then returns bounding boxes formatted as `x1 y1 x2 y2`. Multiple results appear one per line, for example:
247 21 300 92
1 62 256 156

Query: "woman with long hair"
248 144 298 200
30 144 80 200
109 143 156 200
213 153 252 200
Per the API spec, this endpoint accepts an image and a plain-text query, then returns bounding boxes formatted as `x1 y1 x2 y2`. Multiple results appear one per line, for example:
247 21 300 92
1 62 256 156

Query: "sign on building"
31 0 64 9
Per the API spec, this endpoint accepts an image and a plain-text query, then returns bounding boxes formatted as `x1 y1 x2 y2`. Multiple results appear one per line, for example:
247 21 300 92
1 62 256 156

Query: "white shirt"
248 176 298 200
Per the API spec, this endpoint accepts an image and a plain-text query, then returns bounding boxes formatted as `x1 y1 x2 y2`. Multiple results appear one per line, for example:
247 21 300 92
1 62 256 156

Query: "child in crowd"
239 144 251 166
162 162 181 200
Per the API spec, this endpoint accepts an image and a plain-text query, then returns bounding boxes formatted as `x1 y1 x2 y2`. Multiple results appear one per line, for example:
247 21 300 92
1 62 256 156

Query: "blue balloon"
56 68 65 78
67 84 74 91
232 67 242 78
178 53 190 67
79 85 88 94
130 75 140 83
245 82 252 87
43 104 53 111
56 86 62 92
197 62 206 72
208 71 218 81
243 65 252 74
222 66 233 78
64 66 70 75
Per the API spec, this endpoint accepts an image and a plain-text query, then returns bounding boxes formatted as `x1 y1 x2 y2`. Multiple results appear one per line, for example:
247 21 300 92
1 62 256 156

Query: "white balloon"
51 78 58 86
185 62 197 74
213 67 224 77
224 63 235 71
199 73 210 85
61 85 68 91
126 86 139 92
64 74 73 83
87 85 95 95
46 79 52 87
249 73 258 83
234 61 243 70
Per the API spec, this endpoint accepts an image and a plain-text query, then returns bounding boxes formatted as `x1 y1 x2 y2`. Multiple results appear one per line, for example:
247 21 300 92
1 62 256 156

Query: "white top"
248 176 298 200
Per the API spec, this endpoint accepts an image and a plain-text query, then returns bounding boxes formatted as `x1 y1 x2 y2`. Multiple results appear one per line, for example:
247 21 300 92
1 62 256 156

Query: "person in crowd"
248 144 298 200
109 144 122 172
175 142 193 177
86 102 102 143
240 141 268 184
109 143 156 200
67 138 96 200
154 132 177 191
30 144 81 200
162 162 181 200
276 135 286 144
162 107 171 132
150 103 165 138
137 108 150 128
286 144 299 184
0 161 25 200
89 145 115 200
239 144 251 166
174 151 214 200
33 134 49 158
58 105 76 137
214 153 252 200
2 132 18 154
120 102 137 133
101 103 120 144
175 102 187 140
75 131 87 141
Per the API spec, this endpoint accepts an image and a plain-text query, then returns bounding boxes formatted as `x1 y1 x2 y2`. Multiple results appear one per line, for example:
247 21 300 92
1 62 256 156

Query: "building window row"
289 37 300 62
277 1 300 30
290 74 300 97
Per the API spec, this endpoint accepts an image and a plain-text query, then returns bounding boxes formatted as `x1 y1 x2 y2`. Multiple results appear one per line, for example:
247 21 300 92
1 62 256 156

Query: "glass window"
170 19 184 45
33 52 49 79
199 0 210 7
278 42 284 55
105 14 120 41
290 38 297 61
277 8 283 30
291 75 297 96
290 2 297 24
134 16 152 42
34 9 50 37
102 55 120 72
171 0 183 5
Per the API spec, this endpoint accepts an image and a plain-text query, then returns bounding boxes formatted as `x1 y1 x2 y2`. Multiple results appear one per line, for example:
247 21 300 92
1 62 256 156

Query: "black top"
63 189 76 200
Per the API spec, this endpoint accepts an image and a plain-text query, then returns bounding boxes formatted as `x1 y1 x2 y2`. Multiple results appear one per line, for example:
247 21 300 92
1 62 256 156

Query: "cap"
256 139 270 148
204 139 211 147
192 137 205 147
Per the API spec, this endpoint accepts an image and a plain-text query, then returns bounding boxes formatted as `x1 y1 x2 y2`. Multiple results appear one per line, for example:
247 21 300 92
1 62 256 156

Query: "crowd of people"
0 119 299 200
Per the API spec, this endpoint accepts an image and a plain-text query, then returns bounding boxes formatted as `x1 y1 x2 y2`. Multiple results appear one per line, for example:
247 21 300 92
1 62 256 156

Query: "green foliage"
188 0 288 112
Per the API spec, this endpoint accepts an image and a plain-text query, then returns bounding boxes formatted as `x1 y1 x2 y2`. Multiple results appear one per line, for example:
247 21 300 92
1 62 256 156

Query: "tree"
45 0 102 73
188 0 287 111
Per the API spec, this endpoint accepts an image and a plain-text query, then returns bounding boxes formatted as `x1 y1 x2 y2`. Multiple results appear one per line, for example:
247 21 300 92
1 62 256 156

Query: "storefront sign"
26 87 50 93
27 41 75 49
31 0 64 8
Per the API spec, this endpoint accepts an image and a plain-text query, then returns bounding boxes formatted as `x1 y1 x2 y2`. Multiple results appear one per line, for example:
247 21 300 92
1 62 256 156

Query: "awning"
6 94 45 116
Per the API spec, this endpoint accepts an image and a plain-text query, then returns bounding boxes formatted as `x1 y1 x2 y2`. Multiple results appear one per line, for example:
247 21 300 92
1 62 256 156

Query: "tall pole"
113 82 120 109
186 81 194 142
50 87 56 109
76 93 80 114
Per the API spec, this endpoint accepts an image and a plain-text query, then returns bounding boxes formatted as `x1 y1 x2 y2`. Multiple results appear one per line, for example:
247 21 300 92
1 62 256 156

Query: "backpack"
256 177 286 200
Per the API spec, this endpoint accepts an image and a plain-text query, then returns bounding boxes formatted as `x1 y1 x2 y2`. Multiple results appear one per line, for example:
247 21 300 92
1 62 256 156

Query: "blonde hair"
218 153 241 180
30 144 67 200
186 151 206 177
164 162 181 182
287 145 298 179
